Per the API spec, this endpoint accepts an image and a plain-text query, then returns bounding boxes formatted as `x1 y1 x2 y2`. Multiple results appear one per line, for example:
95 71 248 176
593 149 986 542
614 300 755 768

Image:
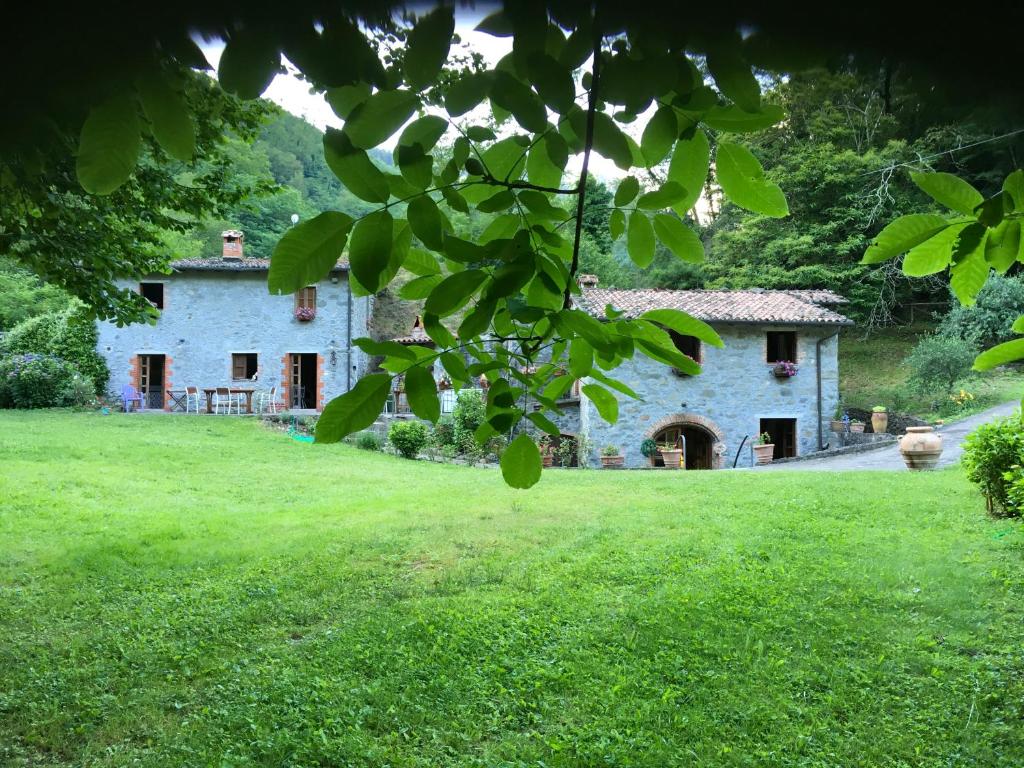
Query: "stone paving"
751 400 1020 471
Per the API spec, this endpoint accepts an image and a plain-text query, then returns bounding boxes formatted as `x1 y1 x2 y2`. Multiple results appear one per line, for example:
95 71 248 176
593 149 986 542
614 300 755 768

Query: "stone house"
96 232 373 412
558 280 852 469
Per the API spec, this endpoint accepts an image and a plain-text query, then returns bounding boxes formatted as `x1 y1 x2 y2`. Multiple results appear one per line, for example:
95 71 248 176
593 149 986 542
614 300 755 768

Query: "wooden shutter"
295 286 316 309
232 354 246 379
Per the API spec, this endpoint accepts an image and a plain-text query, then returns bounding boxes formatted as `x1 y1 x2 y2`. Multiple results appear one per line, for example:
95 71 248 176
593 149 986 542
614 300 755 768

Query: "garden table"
202 387 256 414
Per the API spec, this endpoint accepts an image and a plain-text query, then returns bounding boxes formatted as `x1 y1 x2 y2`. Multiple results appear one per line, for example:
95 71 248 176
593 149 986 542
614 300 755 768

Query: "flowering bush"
0 354 93 409
949 388 975 411
772 360 798 378
294 306 315 322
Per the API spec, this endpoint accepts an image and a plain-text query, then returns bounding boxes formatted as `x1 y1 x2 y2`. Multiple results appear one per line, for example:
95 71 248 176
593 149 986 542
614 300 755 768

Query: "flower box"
772 360 798 378
294 307 316 322
600 455 624 468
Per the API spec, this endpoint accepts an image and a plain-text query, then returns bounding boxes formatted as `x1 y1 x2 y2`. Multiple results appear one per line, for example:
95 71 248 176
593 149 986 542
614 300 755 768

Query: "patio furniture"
253 385 279 415
166 390 188 412
120 385 143 412
203 387 256 414
213 387 240 415
290 385 306 409
185 386 202 414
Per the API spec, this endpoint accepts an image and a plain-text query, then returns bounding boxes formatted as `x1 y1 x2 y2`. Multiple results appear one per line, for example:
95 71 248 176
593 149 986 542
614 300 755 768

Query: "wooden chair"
185 386 202 414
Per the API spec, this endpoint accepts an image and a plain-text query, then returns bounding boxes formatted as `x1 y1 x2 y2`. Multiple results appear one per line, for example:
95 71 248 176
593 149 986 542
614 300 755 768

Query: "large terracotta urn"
899 426 943 470
871 411 888 433
659 448 683 469
753 443 775 465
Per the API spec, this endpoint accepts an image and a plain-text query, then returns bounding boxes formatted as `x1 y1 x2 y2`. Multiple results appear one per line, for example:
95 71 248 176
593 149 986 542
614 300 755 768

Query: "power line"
857 127 1024 178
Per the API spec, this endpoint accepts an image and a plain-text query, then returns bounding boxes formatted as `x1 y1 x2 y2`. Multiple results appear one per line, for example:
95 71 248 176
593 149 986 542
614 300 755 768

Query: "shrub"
904 334 977 395
388 420 429 459
962 414 1024 517
431 415 456 449
0 302 109 395
452 390 486 452
354 431 382 451
938 274 1024 350
0 354 93 409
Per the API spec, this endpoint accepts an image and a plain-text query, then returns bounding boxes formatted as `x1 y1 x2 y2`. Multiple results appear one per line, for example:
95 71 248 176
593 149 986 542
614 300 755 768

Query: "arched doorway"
647 413 726 470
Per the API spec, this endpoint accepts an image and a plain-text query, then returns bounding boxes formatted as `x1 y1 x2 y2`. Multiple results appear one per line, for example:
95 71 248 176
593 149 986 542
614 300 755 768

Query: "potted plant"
539 436 554 468
600 444 624 468
830 405 845 433
772 360 798 378
753 432 775 464
871 405 888 434
640 437 659 467
850 419 865 433
659 440 683 469
294 306 315 322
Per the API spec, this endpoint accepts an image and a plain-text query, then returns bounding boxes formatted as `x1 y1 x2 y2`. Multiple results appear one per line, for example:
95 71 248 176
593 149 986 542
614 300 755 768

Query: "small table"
203 388 256 414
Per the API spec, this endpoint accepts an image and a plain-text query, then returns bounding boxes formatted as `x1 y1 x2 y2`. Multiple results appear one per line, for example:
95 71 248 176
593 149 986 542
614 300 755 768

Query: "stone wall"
96 270 371 410
578 323 841 468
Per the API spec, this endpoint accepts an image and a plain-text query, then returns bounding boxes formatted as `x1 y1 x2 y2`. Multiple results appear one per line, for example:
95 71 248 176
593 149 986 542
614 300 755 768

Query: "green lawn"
1 412 1023 767
839 326 1024 421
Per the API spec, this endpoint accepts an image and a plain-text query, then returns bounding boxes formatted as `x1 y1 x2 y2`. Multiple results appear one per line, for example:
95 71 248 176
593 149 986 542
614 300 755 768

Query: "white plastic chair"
214 387 240 415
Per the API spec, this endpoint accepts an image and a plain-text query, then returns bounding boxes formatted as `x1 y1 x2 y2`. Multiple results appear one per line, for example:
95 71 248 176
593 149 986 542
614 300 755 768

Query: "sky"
196 11 632 181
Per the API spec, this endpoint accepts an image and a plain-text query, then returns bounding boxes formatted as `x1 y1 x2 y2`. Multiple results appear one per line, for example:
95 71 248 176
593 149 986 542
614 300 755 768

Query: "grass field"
839 326 1024 421
1 412 1023 767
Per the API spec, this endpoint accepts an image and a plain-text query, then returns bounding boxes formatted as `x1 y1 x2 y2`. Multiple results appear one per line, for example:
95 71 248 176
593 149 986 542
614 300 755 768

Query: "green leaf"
1013 315 1024 334
640 105 678 166
444 71 492 116
862 214 952 264
458 300 497 339
950 224 990 306
911 171 984 216
477 190 516 213
76 92 141 195
348 210 394 292
667 130 710 215
403 247 441 276
640 308 723 347
582 384 619 424
518 190 564 219
636 181 687 210
1002 170 1024 210
323 129 390 204
592 112 633 170
404 6 454 90
652 214 704 263
352 338 417 360
490 71 547 133
425 269 487 316
136 68 194 161
614 176 640 207
465 125 496 142
527 54 575 114
395 144 432 190
399 274 443 299
480 136 527 181
407 195 445 251
974 338 1024 371
404 366 441 422
527 134 565 189
325 83 371 119
268 211 353 294
441 186 470 213
218 30 279 99
315 374 392 443
609 209 626 240
702 104 784 133
500 433 542 489
398 115 448 153
569 337 593 378
986 220 1021 274
902 222 966 277
706 45 760 112
627 212 656 268
344 89 420 150
715 142 787 217
526 411 562 437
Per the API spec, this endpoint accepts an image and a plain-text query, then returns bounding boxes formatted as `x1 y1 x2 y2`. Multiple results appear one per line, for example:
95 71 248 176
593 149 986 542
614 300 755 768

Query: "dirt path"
753 400 1020 471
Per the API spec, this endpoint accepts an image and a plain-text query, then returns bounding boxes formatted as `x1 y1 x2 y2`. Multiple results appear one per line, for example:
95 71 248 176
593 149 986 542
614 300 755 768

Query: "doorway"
653 424 714 469
289 353 318 409
138 354 165 409
760 418 797 459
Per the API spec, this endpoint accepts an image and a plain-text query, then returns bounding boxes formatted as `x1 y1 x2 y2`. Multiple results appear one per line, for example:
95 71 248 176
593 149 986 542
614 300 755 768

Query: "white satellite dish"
290 213 300 225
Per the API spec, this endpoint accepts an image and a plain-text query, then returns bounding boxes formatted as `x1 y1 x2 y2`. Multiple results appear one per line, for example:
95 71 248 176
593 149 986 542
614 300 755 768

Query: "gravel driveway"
752 400 1020 471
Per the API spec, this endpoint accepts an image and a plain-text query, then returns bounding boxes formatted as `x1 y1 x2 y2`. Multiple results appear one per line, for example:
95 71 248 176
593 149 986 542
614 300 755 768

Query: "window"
766 331 797 363
295 286 316 310
232 353 258 381
140 282 164 309
669 330 701 375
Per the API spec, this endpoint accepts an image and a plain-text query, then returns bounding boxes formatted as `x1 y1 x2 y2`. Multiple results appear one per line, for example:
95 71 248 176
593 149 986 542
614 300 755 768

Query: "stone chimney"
579 273 599 288
221 230 244 260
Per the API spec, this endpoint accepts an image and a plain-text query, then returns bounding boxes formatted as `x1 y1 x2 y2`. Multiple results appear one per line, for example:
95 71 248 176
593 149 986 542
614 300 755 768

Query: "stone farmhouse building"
97 234 851 469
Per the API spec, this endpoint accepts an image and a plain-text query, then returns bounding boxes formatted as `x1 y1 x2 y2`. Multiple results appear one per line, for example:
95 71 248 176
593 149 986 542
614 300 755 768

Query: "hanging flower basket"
438 377 452 391
772 360 798 378
294 307 316 322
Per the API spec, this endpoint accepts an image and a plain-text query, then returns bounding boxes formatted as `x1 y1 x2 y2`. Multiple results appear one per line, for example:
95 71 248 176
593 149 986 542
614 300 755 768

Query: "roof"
392 316 435 346
169 258 348 273
576 288 853 326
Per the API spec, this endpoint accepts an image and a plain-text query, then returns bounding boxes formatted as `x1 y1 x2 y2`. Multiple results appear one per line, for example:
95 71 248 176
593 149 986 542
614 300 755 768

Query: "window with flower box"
766 331 797 363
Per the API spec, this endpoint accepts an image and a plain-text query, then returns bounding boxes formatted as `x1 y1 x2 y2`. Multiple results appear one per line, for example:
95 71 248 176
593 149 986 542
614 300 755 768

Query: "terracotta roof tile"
577 288 853 325
169 258 348 272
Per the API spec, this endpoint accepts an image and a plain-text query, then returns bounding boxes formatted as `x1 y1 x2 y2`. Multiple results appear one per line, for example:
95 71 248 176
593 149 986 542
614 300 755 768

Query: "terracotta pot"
648 454 659 467
830 419 845 432
899 426 943 470
542 454 553 469
659 448 683 469
871 412 888 434
753 443 775 465
850 422 865 433
600 455 624 468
